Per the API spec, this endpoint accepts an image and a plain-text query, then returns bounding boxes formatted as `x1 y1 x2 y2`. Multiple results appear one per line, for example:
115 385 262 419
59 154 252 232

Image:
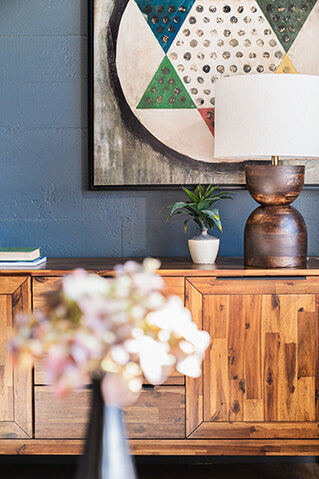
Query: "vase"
77 379 136 479
188 228 220 264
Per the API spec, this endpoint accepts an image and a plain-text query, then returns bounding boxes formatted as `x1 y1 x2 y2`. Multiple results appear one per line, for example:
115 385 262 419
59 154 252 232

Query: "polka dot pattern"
168 0 285 108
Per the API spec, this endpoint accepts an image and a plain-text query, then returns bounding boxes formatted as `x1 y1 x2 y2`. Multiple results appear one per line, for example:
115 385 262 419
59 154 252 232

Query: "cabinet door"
0 277 32 438
186 277 319 439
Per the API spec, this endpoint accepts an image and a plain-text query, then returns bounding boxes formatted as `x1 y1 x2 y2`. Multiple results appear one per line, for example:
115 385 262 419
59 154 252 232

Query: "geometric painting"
91 0 319 187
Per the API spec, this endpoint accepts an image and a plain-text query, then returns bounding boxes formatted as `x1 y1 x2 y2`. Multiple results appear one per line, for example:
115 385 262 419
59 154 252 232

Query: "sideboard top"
1 257 319 277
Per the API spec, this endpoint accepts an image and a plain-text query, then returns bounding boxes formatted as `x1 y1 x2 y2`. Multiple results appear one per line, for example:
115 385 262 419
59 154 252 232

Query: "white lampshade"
214 74 319 159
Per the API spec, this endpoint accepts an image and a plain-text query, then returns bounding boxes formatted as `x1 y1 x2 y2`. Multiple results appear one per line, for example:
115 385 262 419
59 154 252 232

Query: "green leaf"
183 203 199 215
194 184 204 199
182 186 198 203
168 201 187 217
201 209 220 221
201 209 222 232
184 218 192 232
197 198 216 212
203 194 233 207
204 184 219 198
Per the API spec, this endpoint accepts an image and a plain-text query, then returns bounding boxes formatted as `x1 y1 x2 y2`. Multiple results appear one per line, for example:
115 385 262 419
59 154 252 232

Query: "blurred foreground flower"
11 258 210 406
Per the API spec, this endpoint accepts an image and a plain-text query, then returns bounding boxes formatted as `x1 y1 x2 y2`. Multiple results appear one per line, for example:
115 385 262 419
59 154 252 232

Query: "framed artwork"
89 0 319 188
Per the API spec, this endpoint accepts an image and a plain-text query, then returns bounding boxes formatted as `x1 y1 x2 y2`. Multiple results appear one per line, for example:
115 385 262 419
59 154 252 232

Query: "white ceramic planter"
188 229 220 264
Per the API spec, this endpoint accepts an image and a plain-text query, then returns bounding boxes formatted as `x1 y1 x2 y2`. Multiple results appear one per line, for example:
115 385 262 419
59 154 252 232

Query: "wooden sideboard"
1 257 319 456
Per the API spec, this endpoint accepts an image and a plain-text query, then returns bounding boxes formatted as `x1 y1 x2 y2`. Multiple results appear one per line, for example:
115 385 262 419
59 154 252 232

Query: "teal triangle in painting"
137 56 196 109
256 0 317 52
134 0 195 53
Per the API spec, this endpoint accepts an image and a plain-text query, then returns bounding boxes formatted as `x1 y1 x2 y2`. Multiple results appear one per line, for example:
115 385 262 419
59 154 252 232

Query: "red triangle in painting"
198 108 215 137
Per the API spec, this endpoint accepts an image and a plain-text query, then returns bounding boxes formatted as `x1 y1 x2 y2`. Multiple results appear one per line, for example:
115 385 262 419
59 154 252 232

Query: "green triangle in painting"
256 0 316 52
137 56 196 109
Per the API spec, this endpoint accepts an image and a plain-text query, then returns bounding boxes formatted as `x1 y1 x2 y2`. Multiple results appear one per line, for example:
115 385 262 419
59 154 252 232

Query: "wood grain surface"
2 260 319 456
1 256 319 276
0 277 32 439
186 279 319 441
34 386 185 439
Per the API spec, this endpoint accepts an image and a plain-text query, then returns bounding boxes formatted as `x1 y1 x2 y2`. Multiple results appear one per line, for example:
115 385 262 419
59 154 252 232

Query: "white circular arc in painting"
116 0 319 163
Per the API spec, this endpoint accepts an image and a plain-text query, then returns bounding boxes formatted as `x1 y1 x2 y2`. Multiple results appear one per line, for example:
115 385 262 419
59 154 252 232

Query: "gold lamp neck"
271 155 279 166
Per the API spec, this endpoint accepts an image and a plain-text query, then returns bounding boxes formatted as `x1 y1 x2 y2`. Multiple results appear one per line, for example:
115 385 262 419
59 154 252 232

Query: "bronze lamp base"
244 165 307 268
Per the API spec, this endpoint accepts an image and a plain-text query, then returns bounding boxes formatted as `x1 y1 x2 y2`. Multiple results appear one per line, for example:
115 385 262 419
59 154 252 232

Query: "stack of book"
0 248 47 268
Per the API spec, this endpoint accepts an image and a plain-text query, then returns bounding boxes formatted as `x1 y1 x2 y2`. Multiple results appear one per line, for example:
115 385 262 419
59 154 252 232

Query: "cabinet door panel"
0 277 32 438
186 279 319 439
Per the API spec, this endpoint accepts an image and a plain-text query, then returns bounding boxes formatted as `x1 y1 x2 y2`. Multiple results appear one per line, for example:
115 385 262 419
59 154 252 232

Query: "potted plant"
168 184 232 264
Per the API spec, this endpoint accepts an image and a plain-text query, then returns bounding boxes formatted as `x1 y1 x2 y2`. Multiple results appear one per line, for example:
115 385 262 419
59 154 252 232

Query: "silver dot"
217 39 225 47
210 29 218 36
244 39 251 46
183 76 191 83
230 65 237 72
170 52 177 60
217 65 225 73
269 63 276 71
216 17 223 23
258 16 264 23
210 52 217 59
257 65 264 72
197 76 204 83
190 88 198 94
230 39 239 47
203 39 211 47
223 51 231 59
176 40 184 46
190 64 198 71
209 6 217 13
196 97 204 106
224 29 231 37
251 28 257 35
269 39 277 47
183 29 190 36
210 97 215 105
251 6 257 13
177 64 184 71
238 30 245 36
196 29 204 36
275 50 283 58
249 52 256 58
257 39 264 47
203 89 211 95
190 39 198 47
197 52 205 60
244 16 251 23
263 51 270 58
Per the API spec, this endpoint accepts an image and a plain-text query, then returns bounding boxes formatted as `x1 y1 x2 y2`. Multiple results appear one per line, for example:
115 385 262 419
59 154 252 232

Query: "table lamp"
214 74 319 269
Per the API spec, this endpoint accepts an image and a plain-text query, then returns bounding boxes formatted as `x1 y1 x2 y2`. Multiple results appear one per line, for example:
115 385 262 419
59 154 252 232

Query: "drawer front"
34 386 185 439
33 275 185 385
33 275 184 309
34 356 184 386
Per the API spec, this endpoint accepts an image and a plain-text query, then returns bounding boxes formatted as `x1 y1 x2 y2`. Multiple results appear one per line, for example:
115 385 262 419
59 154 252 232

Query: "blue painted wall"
1 0 318 259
